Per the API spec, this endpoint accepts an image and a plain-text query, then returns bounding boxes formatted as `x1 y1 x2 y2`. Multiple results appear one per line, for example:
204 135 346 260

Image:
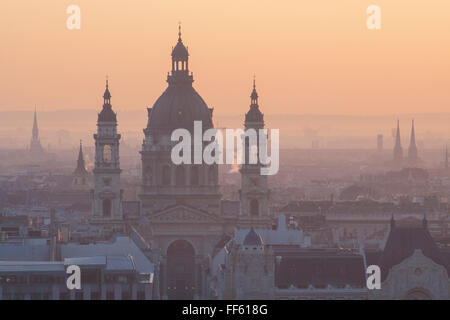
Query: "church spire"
103 76 111 105
393 119 403 163
445 145 448 169
394 119 403 163
30 107 44 156
32 106 39 140
98 78 116 122
168 24 191 85
251 75 258 106
408 119 418 163
245 76 264 124
74 140 88 175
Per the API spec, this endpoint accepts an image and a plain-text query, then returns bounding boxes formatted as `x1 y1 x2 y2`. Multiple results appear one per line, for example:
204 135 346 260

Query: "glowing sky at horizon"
1 0 449 116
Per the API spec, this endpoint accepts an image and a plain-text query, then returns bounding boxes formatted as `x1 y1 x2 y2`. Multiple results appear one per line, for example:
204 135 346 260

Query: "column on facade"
83 284 91 300
161 261 168 299
193 261 199 299
114 284 122 300
132 283 137 300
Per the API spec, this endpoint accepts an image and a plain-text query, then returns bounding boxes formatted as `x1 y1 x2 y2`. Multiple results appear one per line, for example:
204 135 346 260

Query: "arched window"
103 199 112 217
162 166 171 185
145 166 152 185
191 166 199 186
103 145 112 164
176 166 185 186
250 199 259 216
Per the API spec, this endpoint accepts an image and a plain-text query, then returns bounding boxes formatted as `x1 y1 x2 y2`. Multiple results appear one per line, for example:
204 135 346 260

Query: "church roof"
98 80 117 122
245 80 264 124
147 84 213 132
274 248 366 289
146 30 213 133
243 227 264 246
378 219 449 281
172 38 189 60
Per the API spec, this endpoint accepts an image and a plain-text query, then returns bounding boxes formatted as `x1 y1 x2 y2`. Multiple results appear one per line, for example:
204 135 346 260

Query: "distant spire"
422 213 428 228
32 106 39 140
103 77 111 105
393 119 403 163
445 145 448 169
74 140 88 175
408 119 418 163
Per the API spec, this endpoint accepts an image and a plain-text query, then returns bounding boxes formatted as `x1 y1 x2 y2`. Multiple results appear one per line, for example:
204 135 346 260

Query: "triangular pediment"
148 204 221 223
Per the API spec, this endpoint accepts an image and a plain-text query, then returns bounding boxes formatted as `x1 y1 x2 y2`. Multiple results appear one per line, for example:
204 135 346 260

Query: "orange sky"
0 0 449 115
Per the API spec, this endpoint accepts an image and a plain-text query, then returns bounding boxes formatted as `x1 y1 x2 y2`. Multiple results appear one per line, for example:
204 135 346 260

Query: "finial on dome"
178 22 182 41
250 75 258 105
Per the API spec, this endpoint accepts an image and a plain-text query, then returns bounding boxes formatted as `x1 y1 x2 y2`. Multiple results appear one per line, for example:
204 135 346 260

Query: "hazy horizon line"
2 108 450 118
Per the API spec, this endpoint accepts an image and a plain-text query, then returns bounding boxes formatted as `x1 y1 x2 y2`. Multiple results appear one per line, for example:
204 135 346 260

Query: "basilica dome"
146 29 213 133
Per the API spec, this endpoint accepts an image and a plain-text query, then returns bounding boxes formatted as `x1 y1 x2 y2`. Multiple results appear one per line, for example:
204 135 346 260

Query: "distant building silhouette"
377 134 383 152
393 119 403 165
72 140 90 191
446 145 449 169
29 108 44 157
408 119 418 165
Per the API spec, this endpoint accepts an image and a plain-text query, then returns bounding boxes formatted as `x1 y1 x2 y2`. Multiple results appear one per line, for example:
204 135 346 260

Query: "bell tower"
91 79 123 225
239 79 271 227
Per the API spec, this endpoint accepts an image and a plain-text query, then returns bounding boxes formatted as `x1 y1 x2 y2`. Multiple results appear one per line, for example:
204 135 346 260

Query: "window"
103 145 112 164
250 199 259 216
162 166 171 185
176 166 185 186
145 166 152 185
103 199 112 217
191 166 199 186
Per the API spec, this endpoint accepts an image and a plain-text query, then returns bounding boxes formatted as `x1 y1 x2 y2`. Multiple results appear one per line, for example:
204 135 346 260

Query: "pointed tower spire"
168 24 191 84
408 119 418 163
250 75 259 106
32 106 39 140
422 213 428 228
29 106 44 156
445 145 448 169
98 78 116 122
74 140 88 175
393 119 403 163
245 76 263 124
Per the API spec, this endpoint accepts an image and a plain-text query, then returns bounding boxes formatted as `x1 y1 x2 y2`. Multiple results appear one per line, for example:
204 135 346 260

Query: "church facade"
89 29 273 300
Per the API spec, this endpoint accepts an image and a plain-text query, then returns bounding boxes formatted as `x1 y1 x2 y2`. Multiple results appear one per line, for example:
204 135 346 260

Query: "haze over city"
0 0 450 304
